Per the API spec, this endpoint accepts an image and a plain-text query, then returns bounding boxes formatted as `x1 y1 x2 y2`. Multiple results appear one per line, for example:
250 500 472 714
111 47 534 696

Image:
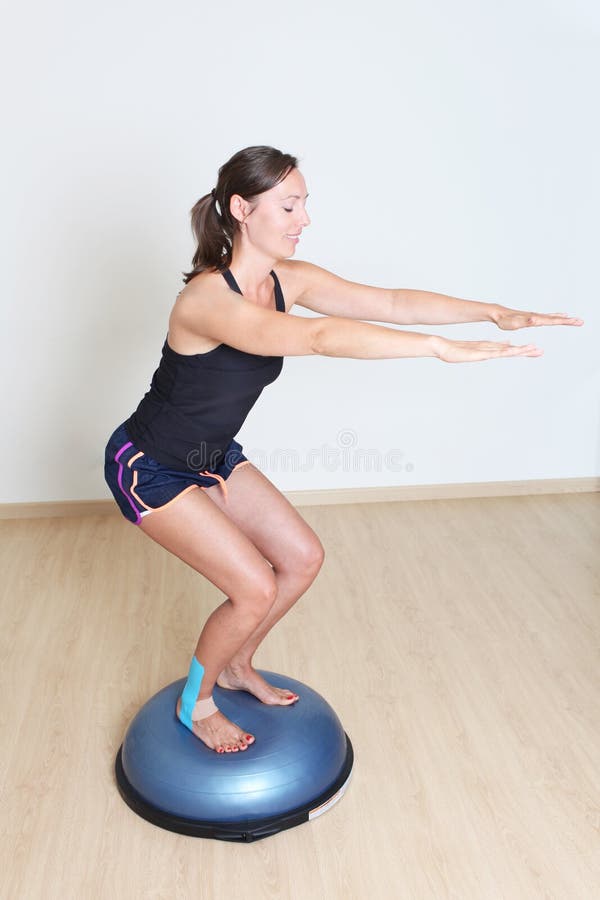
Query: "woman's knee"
287 536 325 580
310 538 326 571
232 568 278 622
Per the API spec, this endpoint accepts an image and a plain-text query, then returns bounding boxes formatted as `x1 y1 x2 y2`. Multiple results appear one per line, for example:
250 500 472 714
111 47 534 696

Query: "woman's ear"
229 193 252 226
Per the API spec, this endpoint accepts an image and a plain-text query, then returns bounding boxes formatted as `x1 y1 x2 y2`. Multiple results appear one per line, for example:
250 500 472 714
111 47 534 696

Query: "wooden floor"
1 492 599 899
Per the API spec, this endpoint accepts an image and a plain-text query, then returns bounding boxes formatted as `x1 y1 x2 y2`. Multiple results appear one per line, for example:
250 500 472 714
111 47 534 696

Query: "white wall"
2 0 598 503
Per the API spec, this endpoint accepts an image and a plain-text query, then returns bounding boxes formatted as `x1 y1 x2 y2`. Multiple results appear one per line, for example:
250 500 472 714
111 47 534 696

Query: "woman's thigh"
202 463 325 576
137 485 277 607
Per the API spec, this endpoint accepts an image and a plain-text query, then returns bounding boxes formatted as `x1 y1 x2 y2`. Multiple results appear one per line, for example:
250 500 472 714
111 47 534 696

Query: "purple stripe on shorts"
114 440 142 525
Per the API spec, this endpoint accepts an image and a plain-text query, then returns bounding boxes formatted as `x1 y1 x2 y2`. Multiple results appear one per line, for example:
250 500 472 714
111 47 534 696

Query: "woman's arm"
174 280 541 363
313 316 542 362
288 260 583 329
392 288 500 325
392 289 584 329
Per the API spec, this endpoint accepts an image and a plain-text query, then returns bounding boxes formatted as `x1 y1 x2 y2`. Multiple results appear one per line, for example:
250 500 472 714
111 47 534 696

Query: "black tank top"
124 268 286 472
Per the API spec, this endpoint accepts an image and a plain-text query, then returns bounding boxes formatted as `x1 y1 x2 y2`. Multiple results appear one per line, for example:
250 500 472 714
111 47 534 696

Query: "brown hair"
182 145 299 284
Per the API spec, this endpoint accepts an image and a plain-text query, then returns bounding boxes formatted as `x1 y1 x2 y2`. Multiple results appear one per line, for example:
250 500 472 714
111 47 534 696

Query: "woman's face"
232 167 311 260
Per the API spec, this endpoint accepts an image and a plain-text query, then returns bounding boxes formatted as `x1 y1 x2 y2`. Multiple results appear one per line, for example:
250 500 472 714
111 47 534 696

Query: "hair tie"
210 187 222 218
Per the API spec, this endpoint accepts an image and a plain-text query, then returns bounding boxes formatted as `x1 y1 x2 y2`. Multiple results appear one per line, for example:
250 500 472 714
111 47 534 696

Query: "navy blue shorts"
104 421 250 525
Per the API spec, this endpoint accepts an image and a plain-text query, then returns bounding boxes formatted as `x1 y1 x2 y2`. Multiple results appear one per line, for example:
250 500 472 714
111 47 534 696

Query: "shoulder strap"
270 270 285 312
222 267 284 311
221 268 242 294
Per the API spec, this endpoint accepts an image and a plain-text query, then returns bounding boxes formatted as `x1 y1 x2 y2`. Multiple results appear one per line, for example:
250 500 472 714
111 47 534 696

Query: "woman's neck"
228 247 278 300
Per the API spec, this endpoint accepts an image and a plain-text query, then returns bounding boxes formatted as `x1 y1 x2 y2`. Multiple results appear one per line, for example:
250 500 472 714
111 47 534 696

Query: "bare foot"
175 696 255 753
217 664 299 706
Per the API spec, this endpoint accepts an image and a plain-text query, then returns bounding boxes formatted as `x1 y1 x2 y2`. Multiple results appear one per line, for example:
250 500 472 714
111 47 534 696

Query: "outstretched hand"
492 308 584 331
434 337 544 363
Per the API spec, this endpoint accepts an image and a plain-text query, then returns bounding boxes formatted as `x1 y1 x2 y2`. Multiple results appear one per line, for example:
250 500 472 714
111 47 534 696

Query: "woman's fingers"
497 310 584 329
493 345 544 359
537 314 584 324
488 342 540 353
439 339 544 362
501 344 543 355
462 340 536 352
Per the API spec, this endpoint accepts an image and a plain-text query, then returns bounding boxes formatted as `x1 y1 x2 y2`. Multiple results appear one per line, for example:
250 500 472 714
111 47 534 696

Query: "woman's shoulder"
271 259 316 309
169 269 230 355
177 267 226 300
178 260 314 311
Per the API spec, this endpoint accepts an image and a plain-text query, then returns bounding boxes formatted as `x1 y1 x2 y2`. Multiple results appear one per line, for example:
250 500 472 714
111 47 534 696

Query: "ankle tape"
179 656 218 729
191 696 218 721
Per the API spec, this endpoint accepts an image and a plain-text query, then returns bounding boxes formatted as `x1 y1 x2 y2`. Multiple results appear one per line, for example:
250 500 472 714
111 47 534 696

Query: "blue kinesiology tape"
180 655 205 730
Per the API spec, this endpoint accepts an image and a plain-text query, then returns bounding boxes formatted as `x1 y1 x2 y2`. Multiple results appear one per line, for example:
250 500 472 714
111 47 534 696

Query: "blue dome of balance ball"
115 670 353 842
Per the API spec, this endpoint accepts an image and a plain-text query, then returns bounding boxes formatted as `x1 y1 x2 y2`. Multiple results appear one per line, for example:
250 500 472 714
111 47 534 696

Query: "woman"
104 145 583 755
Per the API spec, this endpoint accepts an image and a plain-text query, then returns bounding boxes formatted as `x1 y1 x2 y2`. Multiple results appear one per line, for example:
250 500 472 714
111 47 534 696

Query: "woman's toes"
193 714 257 754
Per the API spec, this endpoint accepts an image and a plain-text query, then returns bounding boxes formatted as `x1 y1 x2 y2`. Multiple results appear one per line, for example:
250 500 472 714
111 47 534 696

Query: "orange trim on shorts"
151 483 200 512
125 446 250 513
136 482 200 516
127 457 201 514
129 469 154 510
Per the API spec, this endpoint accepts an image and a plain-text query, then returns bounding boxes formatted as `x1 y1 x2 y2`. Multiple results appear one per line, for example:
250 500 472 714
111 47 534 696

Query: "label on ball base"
308 772 352 820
